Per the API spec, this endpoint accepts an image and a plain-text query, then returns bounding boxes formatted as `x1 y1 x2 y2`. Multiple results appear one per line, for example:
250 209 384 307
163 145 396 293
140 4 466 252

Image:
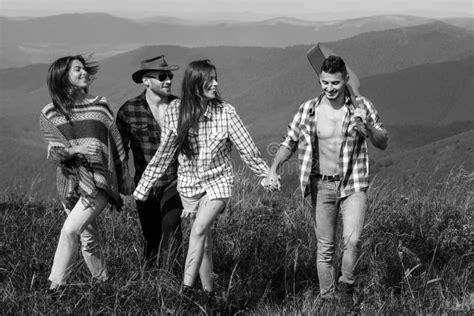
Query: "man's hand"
354 108 367 123
350 108 368 137
262 170 281 191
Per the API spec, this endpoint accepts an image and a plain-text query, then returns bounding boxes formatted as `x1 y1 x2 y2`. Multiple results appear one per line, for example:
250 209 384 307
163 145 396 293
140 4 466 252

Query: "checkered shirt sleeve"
280 101 307 153
280 99 317 196
338 96 387 197
228 106 269 178
115 107 132 161
357 96 386 132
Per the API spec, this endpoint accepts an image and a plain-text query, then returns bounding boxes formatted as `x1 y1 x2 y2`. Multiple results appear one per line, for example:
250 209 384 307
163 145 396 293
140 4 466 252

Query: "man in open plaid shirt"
264 55 388 309
116 55 183 268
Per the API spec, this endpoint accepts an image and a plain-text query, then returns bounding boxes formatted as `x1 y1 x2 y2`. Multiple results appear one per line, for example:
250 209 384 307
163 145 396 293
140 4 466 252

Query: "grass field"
1 168 472 314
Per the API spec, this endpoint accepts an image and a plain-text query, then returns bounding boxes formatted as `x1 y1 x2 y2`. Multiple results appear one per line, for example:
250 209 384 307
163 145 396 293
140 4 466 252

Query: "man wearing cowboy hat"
116 55 183 269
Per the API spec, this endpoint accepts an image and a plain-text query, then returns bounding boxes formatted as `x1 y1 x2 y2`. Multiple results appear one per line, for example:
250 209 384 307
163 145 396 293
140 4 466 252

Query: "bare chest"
316 104 345 140
149 105 167 128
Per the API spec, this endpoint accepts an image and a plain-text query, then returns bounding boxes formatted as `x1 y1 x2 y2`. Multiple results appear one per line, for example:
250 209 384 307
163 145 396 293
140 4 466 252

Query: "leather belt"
317 174 341 182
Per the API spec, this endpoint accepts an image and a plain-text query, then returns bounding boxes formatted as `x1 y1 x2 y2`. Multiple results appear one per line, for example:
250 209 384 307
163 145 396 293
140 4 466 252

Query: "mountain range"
2 21 473 120
1 13 473 68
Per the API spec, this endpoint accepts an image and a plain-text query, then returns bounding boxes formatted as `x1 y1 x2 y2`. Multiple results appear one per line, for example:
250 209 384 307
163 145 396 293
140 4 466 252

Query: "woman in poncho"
39 55 133 294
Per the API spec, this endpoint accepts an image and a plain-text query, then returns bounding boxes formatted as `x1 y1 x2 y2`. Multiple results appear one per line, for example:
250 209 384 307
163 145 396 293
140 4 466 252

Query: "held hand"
262 171 281 192
74 143 102 156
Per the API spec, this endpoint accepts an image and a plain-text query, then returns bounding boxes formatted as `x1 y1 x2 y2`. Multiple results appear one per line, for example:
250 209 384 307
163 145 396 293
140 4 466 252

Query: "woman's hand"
71 143 102 156
120 173 136 195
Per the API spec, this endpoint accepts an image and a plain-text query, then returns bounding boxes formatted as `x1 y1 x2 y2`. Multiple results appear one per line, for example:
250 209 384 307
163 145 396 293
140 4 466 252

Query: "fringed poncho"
40 96 127 210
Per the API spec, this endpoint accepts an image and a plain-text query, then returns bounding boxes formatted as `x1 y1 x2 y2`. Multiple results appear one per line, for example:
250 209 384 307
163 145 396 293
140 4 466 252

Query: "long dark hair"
175 59 222 158
46 55 98 120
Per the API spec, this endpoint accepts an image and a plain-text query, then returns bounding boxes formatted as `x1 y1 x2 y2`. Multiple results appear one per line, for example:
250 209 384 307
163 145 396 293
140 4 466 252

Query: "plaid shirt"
116 91 178 186
134 99 269 201
281 92 386 198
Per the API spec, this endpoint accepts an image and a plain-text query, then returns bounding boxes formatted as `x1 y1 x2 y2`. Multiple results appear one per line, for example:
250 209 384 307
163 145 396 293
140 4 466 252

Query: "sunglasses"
146 72 174 81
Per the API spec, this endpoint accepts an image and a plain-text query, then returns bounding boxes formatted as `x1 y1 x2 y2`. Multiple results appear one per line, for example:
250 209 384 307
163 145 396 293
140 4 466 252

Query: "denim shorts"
179 193 208 216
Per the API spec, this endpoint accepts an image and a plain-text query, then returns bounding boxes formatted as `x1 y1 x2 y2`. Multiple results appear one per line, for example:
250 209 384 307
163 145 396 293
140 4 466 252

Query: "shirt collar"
138 90 151 112
344 93 354 110
202 100 223 120
309 91 353 116
308 93 324 116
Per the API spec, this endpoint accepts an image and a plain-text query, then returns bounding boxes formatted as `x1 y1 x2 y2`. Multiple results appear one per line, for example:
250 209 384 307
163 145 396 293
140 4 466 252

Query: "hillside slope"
373 129 474 184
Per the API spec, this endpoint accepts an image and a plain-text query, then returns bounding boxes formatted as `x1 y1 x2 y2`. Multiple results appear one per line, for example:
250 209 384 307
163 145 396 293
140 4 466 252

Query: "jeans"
48 190 109 286
310 176 367 298
135 182 183 268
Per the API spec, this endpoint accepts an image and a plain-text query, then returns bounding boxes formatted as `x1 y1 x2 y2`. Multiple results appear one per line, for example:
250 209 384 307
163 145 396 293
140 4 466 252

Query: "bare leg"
182 197 227 289
199 230 214 291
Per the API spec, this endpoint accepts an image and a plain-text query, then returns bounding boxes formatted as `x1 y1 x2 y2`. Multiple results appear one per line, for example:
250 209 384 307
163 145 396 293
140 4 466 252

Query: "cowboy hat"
132 55 179 83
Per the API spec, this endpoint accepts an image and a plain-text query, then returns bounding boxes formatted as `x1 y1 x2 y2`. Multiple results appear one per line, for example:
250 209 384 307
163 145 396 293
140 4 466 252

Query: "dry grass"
1 167 472 314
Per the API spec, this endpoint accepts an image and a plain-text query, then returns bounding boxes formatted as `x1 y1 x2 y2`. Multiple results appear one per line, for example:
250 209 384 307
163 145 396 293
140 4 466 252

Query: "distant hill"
442 17 474 31
0 13 469 68
373 129 474 185
375 121 474 157
1 21 473 121
327 21 474 78
361 57 474 125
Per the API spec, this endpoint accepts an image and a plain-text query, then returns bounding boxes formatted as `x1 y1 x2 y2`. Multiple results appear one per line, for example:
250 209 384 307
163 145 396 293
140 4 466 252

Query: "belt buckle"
321 174 340 181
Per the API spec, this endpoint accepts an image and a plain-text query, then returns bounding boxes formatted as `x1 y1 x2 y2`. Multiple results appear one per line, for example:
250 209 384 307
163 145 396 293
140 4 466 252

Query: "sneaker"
180 285 203 313
338 282 354 310
47 286 65 300
316 294 334 306
203 289 225 313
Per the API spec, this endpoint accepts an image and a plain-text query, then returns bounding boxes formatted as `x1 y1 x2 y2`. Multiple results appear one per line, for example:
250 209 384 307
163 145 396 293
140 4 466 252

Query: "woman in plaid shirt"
134 59 269 306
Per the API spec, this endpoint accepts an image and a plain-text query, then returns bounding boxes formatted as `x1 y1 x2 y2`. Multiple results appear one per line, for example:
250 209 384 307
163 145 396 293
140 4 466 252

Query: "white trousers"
48 191 109 286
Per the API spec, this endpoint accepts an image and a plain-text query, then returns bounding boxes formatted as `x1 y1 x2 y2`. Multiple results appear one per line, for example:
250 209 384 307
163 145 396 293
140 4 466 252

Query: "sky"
1 0 473 21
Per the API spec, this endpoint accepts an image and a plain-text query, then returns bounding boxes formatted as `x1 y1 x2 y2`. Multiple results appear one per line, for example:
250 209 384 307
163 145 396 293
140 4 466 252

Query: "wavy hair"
46 55 98 120
320 55 347 78
175 59 222 158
